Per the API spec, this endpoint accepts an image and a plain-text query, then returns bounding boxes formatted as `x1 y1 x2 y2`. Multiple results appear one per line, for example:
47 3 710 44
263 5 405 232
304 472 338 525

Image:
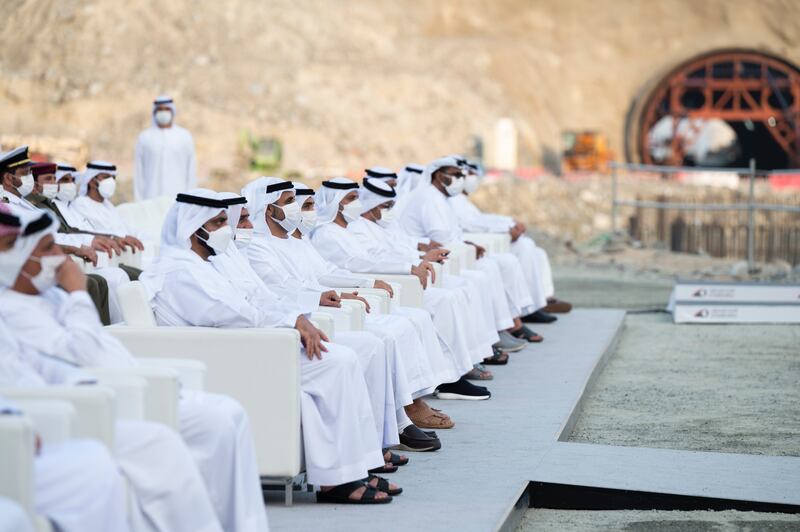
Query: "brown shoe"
544 298 572 314
405 400 455 429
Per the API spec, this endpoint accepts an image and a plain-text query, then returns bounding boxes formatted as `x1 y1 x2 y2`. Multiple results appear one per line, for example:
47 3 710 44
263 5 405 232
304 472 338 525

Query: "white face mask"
376 207 396 228
198 224 232 255
97 178 117 199
297 209 318 236
41 183 59 200
23 254 66 293
341 200 363 223
234 228 253 248
56 182 77 202
17 173 34 197
444 177 464 197
154 109 173 127
271 201 302 233
464 174 480 194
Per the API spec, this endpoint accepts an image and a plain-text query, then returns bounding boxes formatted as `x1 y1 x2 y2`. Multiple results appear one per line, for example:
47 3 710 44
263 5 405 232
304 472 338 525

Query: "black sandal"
383 450 409 467
316 480 393 504
369 462 398 474
482 351 509 365
511 325 544 343
367 474 403 496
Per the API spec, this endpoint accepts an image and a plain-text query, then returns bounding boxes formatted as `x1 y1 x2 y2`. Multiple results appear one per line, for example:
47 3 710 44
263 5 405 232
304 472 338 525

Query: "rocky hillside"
1 0 799 180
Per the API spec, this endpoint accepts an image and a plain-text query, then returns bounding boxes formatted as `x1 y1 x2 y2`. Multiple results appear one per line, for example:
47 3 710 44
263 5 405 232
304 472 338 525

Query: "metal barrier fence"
610 160 800 272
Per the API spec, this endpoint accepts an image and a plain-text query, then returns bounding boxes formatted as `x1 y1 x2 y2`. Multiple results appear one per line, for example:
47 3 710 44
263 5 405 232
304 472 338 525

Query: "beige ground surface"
519 509 800 531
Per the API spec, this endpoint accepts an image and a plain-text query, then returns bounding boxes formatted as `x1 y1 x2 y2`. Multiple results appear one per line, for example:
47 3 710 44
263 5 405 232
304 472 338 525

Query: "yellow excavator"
561 131 613 173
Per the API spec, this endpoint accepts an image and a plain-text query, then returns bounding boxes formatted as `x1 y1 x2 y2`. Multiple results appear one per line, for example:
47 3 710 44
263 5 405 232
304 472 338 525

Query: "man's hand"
119 235 145 252
295 315 329 360
466 241 486 259
92 236 122 258
57 257 87 293
510 221 526 242
410 261 435 289
373 279 394 298
341 291 371 313
319 290 342 308
423 248 449 263
75 245 98 267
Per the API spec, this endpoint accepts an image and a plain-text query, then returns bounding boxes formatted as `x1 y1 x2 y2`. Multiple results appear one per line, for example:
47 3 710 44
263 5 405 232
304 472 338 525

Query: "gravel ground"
568 312 800 456
519 509 800 531
518 268 800 531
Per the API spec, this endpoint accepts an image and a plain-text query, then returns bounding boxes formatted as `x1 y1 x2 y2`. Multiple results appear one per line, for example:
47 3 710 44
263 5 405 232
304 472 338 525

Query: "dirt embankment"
2 0 800 179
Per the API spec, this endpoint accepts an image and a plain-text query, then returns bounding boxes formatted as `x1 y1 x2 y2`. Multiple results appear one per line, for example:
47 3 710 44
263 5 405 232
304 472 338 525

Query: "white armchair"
0 412 49 532
1 387 116 449
464 232 511 254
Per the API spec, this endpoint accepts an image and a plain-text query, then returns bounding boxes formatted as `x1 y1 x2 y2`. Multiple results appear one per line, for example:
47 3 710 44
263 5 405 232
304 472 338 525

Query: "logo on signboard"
694 309 710 317
692 289 708 297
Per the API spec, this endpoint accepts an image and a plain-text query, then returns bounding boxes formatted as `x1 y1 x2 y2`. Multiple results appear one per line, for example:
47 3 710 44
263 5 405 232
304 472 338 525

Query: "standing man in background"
134 94 197 200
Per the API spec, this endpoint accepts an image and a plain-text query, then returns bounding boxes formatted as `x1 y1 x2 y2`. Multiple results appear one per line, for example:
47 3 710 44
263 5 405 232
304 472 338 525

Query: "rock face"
1 0 799 176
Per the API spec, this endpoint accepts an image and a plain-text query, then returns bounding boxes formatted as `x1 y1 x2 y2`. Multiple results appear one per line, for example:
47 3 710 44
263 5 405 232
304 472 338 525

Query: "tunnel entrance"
635 50 800 170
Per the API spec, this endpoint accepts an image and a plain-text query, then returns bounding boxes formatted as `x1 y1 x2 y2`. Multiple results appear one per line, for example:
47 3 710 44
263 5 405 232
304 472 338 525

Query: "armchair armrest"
0 386 116 450
85 367 179 430
310 312 335 338
0 415 35 514
464 232 511 254
340 299 366 329
6 399 75 446
136 358 207 392
354 274 424 308
106 326 303 478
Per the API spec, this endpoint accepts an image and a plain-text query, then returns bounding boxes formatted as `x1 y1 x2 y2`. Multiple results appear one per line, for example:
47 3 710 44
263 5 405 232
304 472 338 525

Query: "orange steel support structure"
639 50 800 167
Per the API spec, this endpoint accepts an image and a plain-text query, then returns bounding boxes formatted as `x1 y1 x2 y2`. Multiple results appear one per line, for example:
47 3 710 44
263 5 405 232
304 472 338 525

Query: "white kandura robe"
0 497 34 532
241 236 409 446
345 217 493 371
51 197 133 322
450 193 554 303
71 196 139 239
0 288 266 532
311 219 485 369
400 184 534 326
246 233 440 401
134 124 197 201
140 248 383 486
290 232 462 387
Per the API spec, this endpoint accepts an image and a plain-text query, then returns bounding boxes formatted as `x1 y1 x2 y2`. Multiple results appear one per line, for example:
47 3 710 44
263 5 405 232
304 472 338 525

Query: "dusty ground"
519 509 800 531
516 268 800 531
569 311 800 456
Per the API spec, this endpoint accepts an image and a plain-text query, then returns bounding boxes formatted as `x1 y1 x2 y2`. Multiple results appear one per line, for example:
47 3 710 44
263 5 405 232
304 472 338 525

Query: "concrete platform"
265 308 800 531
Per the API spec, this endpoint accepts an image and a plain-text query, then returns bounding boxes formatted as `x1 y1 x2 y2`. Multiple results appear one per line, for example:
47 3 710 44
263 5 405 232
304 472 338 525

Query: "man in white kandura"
140 188 399 504
134 94 197 200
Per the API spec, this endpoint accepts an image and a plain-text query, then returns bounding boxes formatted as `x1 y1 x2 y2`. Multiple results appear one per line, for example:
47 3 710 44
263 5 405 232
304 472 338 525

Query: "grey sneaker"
494 330 527 352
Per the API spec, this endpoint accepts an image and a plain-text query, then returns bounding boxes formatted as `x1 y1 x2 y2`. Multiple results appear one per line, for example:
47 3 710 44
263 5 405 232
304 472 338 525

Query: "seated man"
237 179 454 438
310 177 494 399
399 157 543 346
0 146 37 209
0 205 270 530
140 189 398 504
72 161 145 256
27 162 132 323
456 160 571 320
0 207 227 532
